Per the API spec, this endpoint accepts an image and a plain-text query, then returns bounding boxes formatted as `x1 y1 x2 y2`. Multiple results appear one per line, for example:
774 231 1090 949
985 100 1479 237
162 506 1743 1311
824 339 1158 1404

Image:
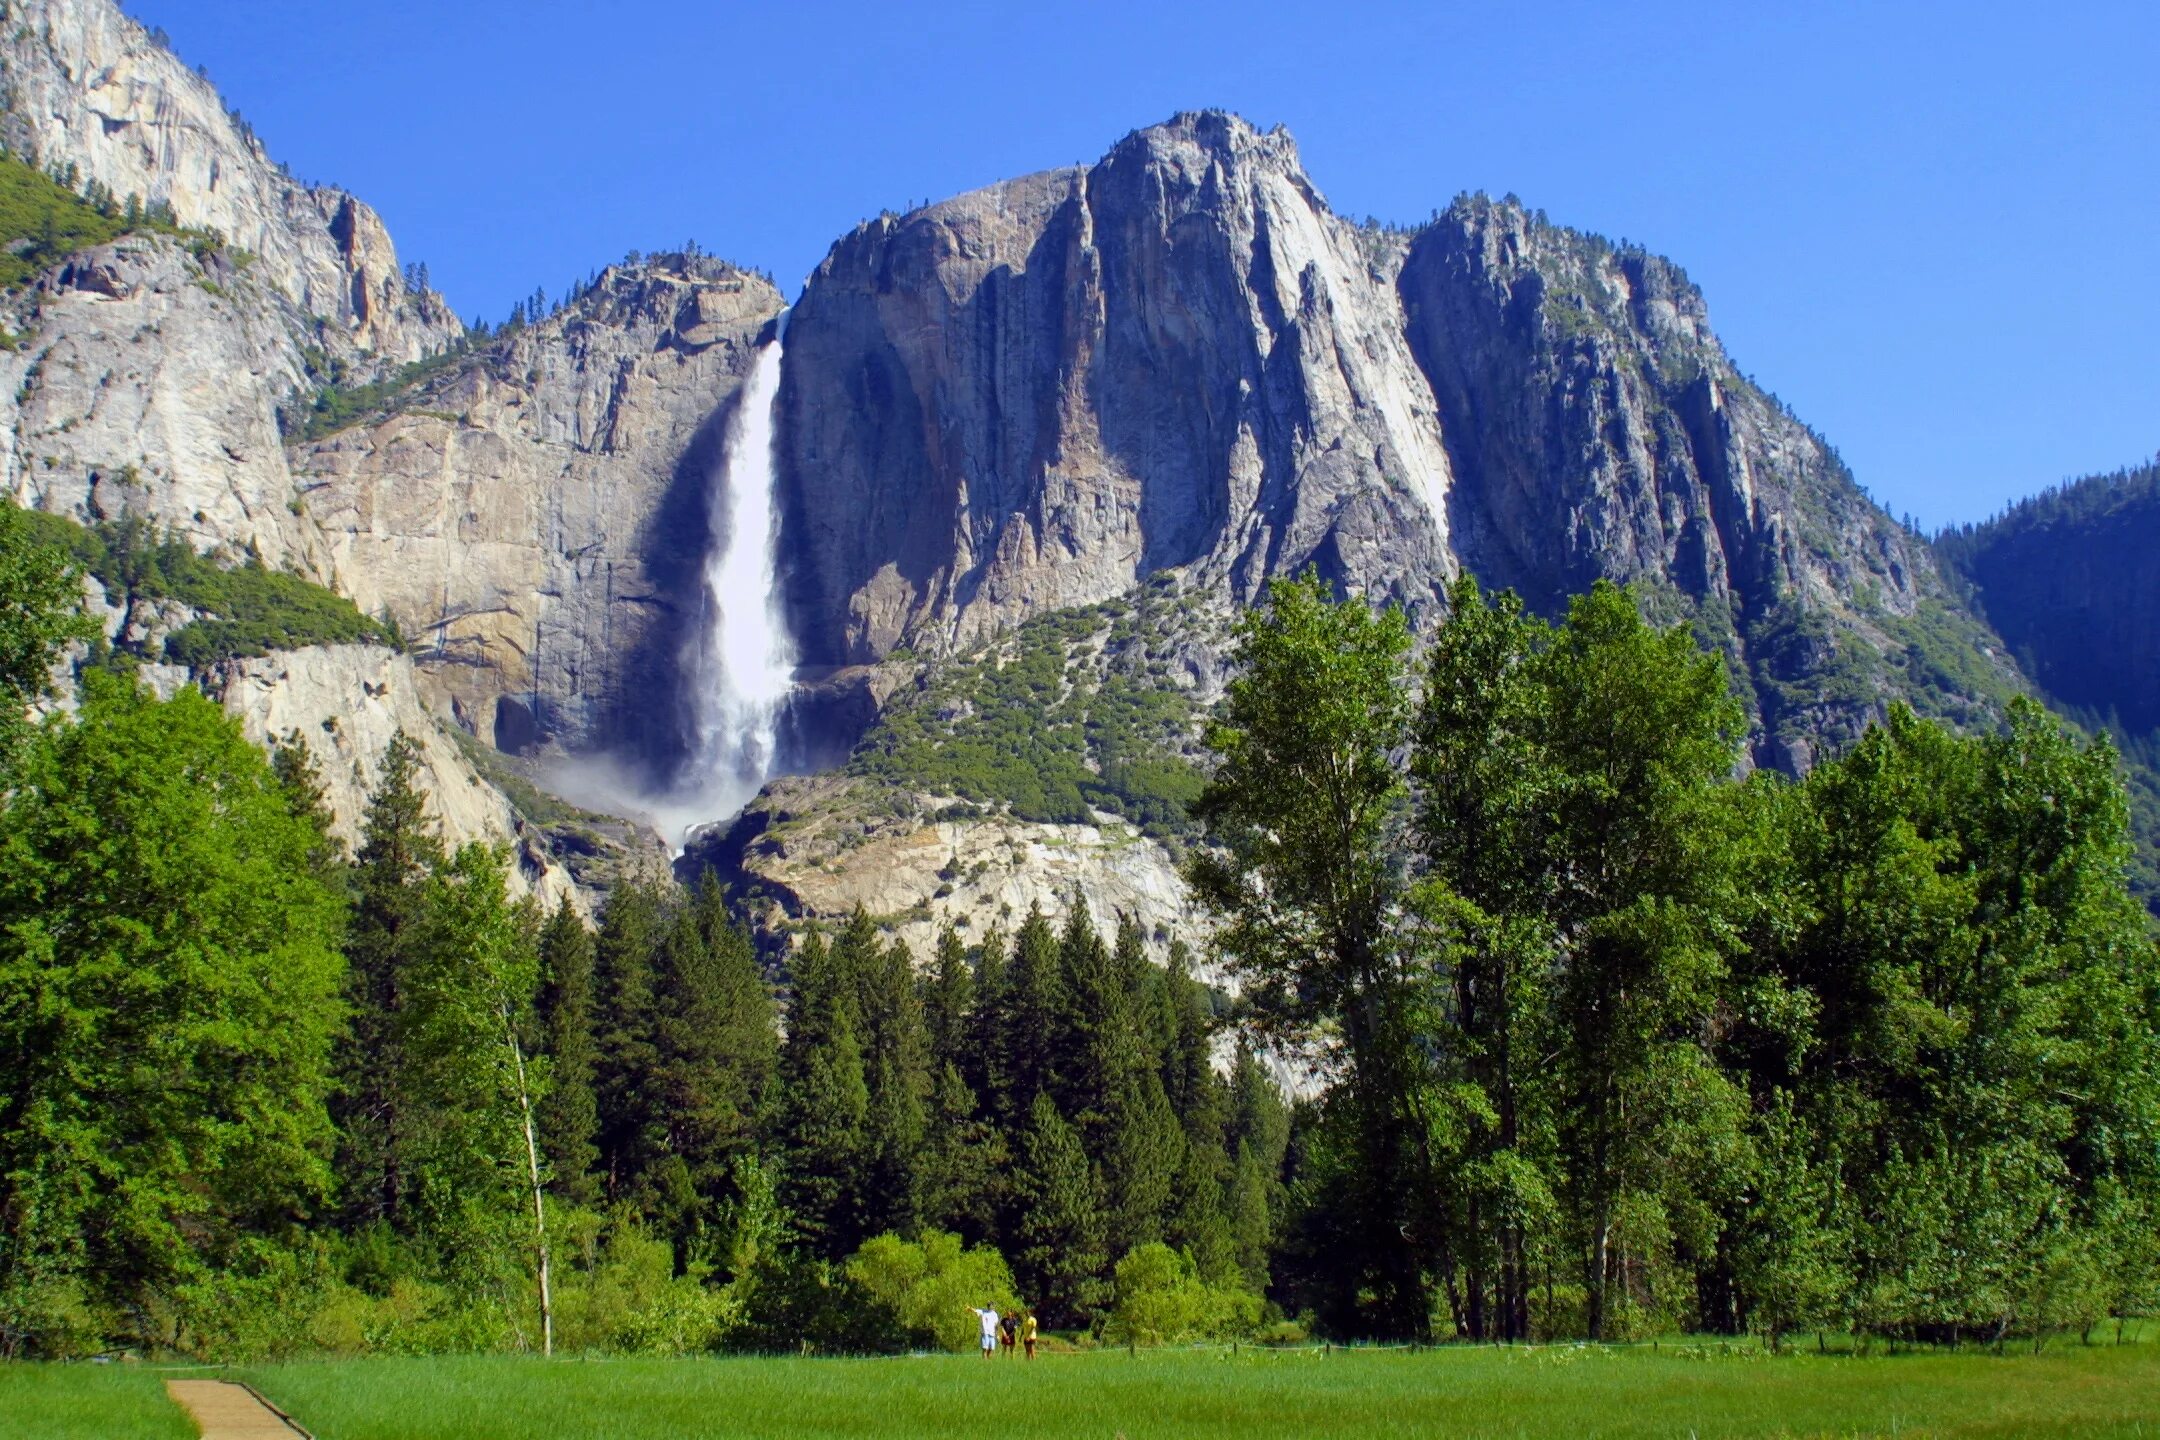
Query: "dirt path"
164 1379 311 1439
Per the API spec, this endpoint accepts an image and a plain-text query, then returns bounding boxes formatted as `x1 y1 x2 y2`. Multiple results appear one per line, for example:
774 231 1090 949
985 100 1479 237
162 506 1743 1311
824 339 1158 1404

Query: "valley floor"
11 1338 2160 1439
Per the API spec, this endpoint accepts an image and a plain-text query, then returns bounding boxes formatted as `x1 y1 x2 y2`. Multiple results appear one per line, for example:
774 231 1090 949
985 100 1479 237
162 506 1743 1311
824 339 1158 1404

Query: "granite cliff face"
1398 194 1995 767
0 0 457 361
294 257 785 758
780 112 1456 667
776 113 2009 771
0 233 329 567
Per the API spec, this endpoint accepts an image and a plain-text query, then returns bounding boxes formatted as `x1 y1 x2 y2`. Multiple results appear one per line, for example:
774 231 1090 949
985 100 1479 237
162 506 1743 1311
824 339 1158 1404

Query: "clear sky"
129 0 2156 529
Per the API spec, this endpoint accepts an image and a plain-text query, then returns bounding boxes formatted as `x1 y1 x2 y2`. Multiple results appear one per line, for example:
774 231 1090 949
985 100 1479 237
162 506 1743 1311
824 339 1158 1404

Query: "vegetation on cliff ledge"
14 504 398 665
0 145 197 291
848 582 1215 839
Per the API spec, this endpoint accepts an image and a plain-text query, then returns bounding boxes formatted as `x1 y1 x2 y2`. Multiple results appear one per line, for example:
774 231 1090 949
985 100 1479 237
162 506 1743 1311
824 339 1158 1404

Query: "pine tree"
1056 907 1181 1252
593 877 665 1204
844 918 929 1241
996 910 1063 1124
646 877 777 1254
965 922 1008 1101
535 900 601 1207
1011 1091 1109 1326
267 729 344 880
1158 939 1223 1139
335 732 445 1229
401 845 553 1344
920 924 1001 1241
773 931 871 1256
1223 1043 1291 1294
918 1058 1004 1244
923 924 974 1077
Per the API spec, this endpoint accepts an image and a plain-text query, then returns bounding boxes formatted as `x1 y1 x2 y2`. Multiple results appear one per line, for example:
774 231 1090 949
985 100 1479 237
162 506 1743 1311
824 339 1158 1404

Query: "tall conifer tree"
336 732 445 1229
535 900 601 1207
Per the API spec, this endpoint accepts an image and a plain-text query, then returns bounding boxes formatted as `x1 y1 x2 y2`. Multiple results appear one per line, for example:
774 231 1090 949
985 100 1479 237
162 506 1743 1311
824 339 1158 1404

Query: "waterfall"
680 313 795 834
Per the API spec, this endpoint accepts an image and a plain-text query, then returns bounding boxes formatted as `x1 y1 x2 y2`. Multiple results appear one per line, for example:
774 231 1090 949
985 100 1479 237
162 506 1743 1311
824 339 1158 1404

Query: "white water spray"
679 314 796 837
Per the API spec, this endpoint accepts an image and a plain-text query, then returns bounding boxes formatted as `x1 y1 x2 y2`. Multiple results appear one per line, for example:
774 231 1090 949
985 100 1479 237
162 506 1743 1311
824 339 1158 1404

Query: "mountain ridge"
0 4 2128 917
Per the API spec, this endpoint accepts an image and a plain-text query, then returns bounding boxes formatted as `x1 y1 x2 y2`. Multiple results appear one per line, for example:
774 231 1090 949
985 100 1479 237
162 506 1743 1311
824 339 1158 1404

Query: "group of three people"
967 1304 1038 1358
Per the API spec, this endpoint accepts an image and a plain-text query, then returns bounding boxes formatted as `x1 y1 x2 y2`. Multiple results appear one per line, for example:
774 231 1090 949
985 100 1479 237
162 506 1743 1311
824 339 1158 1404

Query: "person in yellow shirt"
1020 1310 1038 1359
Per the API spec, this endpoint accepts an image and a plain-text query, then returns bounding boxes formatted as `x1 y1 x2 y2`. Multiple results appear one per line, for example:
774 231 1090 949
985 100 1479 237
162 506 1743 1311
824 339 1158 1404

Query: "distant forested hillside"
1937 457 2160 902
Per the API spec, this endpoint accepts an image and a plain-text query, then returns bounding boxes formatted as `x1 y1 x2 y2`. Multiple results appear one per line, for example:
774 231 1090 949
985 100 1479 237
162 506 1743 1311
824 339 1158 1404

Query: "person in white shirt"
966 1305 1001 1357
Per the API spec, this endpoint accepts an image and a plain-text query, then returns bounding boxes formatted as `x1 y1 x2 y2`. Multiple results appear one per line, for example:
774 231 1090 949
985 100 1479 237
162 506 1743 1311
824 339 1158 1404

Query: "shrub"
847 593 1210 839
845 1229 1019 1352
553 1224 735 1355
1102 1243 1260 1346
720 1251 905 1355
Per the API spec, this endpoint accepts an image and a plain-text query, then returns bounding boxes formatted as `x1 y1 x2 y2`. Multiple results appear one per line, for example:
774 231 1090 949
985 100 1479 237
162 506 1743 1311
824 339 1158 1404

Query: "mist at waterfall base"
543 321 797 851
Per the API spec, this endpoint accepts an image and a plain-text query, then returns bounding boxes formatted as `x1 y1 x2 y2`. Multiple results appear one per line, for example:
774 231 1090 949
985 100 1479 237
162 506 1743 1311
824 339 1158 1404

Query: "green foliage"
551 1223 736 1355
848 590 1210 838
535 902 602 1207
1184 568 1437 1335
1103 1242 1262 1345
0 502 96 762
1186 568 1415 1037
286 344 472 443
772 930 873 1256
0 146 191 289
1195 571 2160 1348
12 505 396 665
585 876 777 1271
0 674 347 1356
1737 699 2160 1345
1932 456 2160 909
334 733 447 1231
720 1251 904 1355
843 1229 1018 1351
1010 1090 1110 1326
399 843 543 1264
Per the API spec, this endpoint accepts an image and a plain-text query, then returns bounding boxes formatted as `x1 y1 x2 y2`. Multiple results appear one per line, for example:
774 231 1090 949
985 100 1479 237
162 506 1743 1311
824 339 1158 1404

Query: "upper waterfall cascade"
680 314 796 838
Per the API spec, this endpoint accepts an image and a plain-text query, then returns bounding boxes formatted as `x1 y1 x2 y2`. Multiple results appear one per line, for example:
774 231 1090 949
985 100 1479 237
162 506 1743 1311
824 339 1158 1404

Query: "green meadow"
0 1362 192 1440
15 1339 2157 1440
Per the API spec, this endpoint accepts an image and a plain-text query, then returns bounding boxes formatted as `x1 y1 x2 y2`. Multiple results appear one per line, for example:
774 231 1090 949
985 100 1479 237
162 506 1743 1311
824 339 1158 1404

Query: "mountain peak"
1108 110 1315 193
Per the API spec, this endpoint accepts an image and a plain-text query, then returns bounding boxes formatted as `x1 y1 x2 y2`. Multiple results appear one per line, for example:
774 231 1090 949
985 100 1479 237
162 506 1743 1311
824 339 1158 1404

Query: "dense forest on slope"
1935 458 2160 903
3 503 2153 1359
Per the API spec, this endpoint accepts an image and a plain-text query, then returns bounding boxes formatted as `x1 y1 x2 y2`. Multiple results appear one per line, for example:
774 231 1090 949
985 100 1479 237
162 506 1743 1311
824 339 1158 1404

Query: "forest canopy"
0 513 2152 1359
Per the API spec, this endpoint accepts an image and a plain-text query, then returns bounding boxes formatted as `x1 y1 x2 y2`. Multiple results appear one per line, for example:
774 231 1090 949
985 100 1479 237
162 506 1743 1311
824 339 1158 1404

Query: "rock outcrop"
0 234 324 567
181 644 578 911
780 112 1456 667
295 257 787 757
0 0 458 361
694 772 1213 976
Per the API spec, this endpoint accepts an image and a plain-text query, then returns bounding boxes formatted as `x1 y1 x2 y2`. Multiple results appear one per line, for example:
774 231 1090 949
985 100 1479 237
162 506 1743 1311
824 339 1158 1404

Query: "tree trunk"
1588 1222 1611 1341
505 1012 553 1358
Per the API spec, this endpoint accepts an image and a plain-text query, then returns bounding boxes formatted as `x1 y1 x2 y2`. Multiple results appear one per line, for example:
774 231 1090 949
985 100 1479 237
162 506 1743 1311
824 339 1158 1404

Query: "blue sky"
132 1 2156 529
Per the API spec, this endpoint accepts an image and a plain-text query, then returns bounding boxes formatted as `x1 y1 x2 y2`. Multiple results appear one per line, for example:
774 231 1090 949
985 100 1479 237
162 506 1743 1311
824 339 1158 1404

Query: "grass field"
0 1363 191 1440
224 1341 2160 1440
8 1341 2158 1438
